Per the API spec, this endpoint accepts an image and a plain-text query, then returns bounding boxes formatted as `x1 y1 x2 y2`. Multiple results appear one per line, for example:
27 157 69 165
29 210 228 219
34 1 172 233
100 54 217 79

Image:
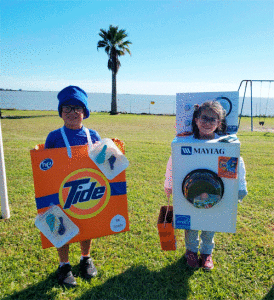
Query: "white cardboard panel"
176 91 239 135
172 137 240 233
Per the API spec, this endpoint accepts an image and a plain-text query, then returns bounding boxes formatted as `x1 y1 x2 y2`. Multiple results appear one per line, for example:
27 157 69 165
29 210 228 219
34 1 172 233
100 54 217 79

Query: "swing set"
238 80 274 131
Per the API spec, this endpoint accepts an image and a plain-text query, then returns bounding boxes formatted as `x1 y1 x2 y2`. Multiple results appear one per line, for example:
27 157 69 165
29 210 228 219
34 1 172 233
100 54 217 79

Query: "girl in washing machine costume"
164 101 248 270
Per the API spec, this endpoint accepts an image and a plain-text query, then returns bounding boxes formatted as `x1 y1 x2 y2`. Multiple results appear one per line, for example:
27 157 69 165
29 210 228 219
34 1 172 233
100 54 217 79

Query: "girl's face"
61 105 85 130
195 109 221 139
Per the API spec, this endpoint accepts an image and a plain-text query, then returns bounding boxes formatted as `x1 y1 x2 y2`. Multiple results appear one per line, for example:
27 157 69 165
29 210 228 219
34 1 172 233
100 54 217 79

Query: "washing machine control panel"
176 91 239 136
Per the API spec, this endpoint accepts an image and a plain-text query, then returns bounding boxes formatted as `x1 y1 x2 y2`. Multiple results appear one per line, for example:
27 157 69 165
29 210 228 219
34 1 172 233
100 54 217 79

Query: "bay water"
1 90 273 116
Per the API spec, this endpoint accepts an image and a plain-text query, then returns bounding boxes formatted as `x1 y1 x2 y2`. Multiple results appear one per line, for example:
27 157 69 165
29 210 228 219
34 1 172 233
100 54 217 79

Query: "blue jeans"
185 230 215 255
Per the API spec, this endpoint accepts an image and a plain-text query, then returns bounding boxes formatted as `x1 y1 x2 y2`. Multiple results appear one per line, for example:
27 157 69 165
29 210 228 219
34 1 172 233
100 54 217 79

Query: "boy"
45 86 101 287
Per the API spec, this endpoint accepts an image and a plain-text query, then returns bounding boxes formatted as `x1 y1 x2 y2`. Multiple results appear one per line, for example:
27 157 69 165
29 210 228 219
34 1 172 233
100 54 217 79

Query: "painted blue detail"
58 217 66 235
108 155 116 170
35 182 127 209
96 145 107 164
40 158 54 171
181 146 192 155
46 213 56 232
109 182 127 196
226 157 238 172
36 193 60 209
175 215 191 229
227 125 238 133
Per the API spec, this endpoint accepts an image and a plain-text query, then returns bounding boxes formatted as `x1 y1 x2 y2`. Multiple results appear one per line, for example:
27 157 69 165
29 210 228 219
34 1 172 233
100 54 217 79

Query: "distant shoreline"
1 108 274 119
0 89 175 96
1 90 273 117
0 108 176 118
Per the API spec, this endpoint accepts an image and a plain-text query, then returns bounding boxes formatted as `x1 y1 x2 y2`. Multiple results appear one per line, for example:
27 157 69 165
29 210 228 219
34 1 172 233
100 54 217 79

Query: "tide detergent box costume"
173 91 240 233
31 138 129 249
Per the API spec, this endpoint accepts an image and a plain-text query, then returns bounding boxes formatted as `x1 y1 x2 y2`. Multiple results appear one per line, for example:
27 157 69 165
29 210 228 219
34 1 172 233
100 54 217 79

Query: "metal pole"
250 80 253 132
0 120 10 219
238 80 248 128
238 80 274 131
173 100 175 115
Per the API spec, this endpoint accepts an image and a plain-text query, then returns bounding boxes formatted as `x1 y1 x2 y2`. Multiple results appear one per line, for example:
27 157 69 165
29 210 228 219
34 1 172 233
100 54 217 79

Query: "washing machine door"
182 169 224 209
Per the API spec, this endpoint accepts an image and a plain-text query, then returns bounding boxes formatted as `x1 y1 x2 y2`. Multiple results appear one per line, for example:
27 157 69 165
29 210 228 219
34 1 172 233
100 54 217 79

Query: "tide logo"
40 158 53 171
59 169 111 219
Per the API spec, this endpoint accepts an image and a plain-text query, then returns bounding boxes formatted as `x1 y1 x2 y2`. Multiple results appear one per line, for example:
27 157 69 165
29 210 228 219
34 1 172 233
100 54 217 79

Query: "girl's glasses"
62 105 84 113
200 115 218 124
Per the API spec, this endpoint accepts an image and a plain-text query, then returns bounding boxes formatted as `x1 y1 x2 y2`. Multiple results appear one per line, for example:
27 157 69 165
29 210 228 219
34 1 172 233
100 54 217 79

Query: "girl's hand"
238 190 248 203
165 188 172 198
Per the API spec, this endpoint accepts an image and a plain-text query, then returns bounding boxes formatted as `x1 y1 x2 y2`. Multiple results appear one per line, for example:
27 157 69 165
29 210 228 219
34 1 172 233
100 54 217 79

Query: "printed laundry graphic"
218 156 238 179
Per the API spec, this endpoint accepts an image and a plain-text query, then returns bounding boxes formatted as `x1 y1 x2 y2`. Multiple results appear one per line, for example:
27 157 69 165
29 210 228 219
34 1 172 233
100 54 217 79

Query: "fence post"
0 120 10 219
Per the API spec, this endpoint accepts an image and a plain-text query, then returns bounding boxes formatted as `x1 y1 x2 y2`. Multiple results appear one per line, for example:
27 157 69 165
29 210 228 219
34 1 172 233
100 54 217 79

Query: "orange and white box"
30 141 129 249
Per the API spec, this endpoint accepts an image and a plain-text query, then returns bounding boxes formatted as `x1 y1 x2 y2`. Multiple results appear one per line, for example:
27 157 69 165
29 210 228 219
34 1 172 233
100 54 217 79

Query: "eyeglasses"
199 115 219 124
62 105 84 113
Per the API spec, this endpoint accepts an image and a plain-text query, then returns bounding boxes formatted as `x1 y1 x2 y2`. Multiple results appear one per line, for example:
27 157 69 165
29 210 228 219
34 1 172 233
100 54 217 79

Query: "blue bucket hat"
57 86 90 119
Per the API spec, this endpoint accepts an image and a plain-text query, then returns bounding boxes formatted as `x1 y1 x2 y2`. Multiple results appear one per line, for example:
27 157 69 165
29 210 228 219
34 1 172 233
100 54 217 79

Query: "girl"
164 101 247 270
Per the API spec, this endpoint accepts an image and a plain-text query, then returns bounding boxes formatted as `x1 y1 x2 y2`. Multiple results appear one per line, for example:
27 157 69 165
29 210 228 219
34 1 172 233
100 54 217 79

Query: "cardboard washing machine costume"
159 92 247 251
30 86 129 249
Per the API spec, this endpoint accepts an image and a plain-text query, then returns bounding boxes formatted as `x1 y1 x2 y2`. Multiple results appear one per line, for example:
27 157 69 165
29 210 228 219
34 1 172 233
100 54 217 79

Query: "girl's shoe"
185 250 200 268
201 254 214 270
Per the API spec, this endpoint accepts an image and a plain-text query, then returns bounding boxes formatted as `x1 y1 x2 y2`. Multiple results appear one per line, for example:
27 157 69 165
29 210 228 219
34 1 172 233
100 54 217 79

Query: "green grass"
0 111 273 300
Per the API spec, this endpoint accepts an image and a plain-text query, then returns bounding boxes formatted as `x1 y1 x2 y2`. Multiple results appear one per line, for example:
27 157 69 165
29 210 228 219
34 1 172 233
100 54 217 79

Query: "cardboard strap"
60 127 72 158
84 127 93 152
60 126 92 158
164 196 171 228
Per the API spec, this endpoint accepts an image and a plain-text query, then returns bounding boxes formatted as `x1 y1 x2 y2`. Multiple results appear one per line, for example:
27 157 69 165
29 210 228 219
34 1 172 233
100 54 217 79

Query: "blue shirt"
45 126 101 149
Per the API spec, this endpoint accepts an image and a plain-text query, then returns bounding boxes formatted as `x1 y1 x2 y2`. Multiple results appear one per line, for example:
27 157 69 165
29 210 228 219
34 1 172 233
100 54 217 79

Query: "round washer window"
182 169 224 209
215 96 232 116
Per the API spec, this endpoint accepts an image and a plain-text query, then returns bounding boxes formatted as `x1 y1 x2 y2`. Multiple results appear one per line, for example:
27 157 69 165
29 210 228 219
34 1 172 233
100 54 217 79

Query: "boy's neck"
64 123 83 130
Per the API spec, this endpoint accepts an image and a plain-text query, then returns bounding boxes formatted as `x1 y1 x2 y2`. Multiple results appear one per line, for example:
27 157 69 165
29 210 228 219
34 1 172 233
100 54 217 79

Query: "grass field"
0 110 273 300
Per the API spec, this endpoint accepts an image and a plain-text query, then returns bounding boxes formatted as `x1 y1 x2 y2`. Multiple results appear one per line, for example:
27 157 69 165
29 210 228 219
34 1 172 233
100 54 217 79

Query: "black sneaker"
57 264 77 287
79 257 97 279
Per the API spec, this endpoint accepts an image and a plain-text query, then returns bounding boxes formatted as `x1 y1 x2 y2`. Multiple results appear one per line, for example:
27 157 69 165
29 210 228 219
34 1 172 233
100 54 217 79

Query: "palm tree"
97 25 132 115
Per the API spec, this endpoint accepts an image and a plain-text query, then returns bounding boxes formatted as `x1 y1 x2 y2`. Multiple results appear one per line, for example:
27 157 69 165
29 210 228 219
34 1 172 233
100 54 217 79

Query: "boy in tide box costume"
45 86 101 287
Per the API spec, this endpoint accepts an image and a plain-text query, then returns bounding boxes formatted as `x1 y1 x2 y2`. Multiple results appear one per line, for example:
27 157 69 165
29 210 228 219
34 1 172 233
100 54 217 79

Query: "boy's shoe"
57 264 77 287
185 250 200 268
79 257 98 279
201 254 214 270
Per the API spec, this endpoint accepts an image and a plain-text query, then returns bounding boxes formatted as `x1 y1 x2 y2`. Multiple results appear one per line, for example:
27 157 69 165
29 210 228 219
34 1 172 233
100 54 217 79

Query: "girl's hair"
192 100 227 138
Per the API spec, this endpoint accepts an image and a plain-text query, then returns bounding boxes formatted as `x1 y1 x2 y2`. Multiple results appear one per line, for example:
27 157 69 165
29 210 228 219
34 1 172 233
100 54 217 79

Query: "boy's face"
61 105 85 129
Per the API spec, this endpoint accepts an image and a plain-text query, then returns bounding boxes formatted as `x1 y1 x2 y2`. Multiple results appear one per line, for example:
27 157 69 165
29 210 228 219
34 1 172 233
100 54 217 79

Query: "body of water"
1 90 273 116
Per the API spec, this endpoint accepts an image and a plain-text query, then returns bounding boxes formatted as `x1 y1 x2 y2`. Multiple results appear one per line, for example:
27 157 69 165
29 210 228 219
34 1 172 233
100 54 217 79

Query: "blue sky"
1 0 274 95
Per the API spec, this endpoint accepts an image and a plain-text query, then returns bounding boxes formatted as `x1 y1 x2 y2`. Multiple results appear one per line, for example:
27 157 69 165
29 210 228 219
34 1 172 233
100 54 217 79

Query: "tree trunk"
111 71 118 115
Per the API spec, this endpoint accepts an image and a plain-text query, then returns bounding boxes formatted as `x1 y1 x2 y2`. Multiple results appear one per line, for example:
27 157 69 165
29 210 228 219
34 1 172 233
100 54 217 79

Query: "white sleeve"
238 157 247 190
164 156 173 189
238 156 248 200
